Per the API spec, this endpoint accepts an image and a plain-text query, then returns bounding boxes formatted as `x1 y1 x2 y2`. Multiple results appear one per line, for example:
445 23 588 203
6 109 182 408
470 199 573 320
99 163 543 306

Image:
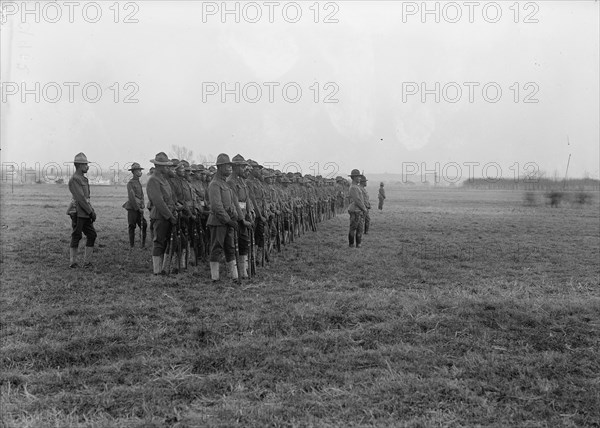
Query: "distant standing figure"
347 169 367 248
378 182 386 210
360 175 371 234
123 163 147 248
66 152 97 268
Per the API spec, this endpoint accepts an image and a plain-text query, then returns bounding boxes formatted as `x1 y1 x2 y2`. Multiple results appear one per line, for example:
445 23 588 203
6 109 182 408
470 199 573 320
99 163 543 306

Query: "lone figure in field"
66 152 97 268
123 162 147 248
378 182 386 210
347 169 368 248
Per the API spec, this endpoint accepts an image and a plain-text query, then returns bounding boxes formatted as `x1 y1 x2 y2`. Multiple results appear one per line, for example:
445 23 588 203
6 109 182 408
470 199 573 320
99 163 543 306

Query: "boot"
83 247 93 268
356 236 362 248
152 256 162 275
129 228 135 248
348 234 355 248
227 260 239 281
240 255 249 278
69 247 78 268
210 262 220 282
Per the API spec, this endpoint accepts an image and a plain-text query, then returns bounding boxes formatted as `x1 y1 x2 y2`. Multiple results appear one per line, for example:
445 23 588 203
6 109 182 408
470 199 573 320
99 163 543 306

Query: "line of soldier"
67 152 365 282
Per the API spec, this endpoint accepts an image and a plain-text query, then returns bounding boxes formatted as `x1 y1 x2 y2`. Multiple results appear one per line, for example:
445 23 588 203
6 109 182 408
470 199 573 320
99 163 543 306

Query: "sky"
1 0 599 182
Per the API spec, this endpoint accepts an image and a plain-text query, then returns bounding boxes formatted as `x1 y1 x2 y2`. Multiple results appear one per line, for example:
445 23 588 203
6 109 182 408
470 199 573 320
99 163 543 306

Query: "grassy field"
1 183 599 427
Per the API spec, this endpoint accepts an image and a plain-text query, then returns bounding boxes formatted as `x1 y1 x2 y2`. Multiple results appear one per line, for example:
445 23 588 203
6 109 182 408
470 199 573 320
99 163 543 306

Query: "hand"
260 216 267 223
90 211 97 222
242 220 252 228
227 220 239 231
169 216 177 225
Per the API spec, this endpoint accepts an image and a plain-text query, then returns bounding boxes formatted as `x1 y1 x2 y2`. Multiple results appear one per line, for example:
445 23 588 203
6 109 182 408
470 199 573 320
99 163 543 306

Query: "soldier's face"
220 164 233 177
133 169 142 178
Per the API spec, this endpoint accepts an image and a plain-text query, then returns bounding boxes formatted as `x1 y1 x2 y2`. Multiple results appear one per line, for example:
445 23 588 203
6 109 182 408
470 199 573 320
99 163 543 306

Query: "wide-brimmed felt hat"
360 175 368 182
215 153 232 166
349 169 361 177
232 154 249 166
247 159 263 169
74 152 89 164
128 162 144 171
180 160 191 171
150 152 173 166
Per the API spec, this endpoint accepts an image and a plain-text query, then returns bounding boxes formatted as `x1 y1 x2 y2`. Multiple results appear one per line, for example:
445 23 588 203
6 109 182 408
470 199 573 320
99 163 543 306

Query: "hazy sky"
1 0 599 181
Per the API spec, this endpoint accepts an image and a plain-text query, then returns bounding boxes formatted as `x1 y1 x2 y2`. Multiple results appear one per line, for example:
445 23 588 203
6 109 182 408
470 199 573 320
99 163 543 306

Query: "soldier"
227 154 255 278
123 162 147 248
207 154 242 282
359 175 371 235
66 152 97 268
347 169 367 248
378 182 386 210
247 159 270 264
146 152 177 275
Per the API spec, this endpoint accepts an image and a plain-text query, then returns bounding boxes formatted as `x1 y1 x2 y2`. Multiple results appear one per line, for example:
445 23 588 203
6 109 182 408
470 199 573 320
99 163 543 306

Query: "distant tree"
170 145 194 163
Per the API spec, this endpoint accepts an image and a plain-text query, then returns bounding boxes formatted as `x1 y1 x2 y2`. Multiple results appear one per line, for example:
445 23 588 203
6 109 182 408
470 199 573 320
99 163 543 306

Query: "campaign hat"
150 152 173 166
74 152 89 164
128 162 144 171
215 153 233 166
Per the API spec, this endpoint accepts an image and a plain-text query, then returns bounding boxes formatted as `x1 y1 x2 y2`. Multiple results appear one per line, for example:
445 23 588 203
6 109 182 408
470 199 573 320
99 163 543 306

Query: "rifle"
288 210 294 243
249 223 256 277
164 221 176 275
233 226 242 284
275 212 281 252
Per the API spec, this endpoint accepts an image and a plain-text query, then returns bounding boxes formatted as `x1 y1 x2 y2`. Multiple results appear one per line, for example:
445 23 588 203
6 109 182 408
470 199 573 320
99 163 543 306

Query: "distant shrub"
55 178 64 185
523 192 538 206
545 191 564 208
574 191 593 205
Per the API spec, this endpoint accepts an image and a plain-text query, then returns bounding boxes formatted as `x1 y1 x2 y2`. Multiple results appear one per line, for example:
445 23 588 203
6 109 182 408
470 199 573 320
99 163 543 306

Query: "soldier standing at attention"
378 182 386 210
146 152 177 275
227 154 255 279
347 169 367 248
67 152 97 268
123 163 147 248
207 154 241 282
359 175 371 235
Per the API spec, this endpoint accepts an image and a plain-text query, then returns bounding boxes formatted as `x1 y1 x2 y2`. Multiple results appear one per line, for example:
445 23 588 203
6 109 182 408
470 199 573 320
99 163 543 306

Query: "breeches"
209 225 236 262
152 218 172 256
70 215 97 248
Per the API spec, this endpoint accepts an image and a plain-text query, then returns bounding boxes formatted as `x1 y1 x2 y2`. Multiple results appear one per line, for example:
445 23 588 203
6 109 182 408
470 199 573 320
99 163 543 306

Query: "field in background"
1 183 599 427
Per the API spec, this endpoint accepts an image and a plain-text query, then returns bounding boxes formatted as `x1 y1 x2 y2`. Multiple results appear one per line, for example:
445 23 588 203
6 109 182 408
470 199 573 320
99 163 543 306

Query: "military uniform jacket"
247 176 267 218
147 172 175 221
348 183 367 213
168 176 185 205
181 179 195 214
123 177 144 211
361 186 371 209
227 175 254 219
207 174 238 226
67 172 94 218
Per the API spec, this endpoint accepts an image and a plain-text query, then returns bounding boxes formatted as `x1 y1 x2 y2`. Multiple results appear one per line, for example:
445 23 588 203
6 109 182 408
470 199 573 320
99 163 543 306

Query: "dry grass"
1 184 599 427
